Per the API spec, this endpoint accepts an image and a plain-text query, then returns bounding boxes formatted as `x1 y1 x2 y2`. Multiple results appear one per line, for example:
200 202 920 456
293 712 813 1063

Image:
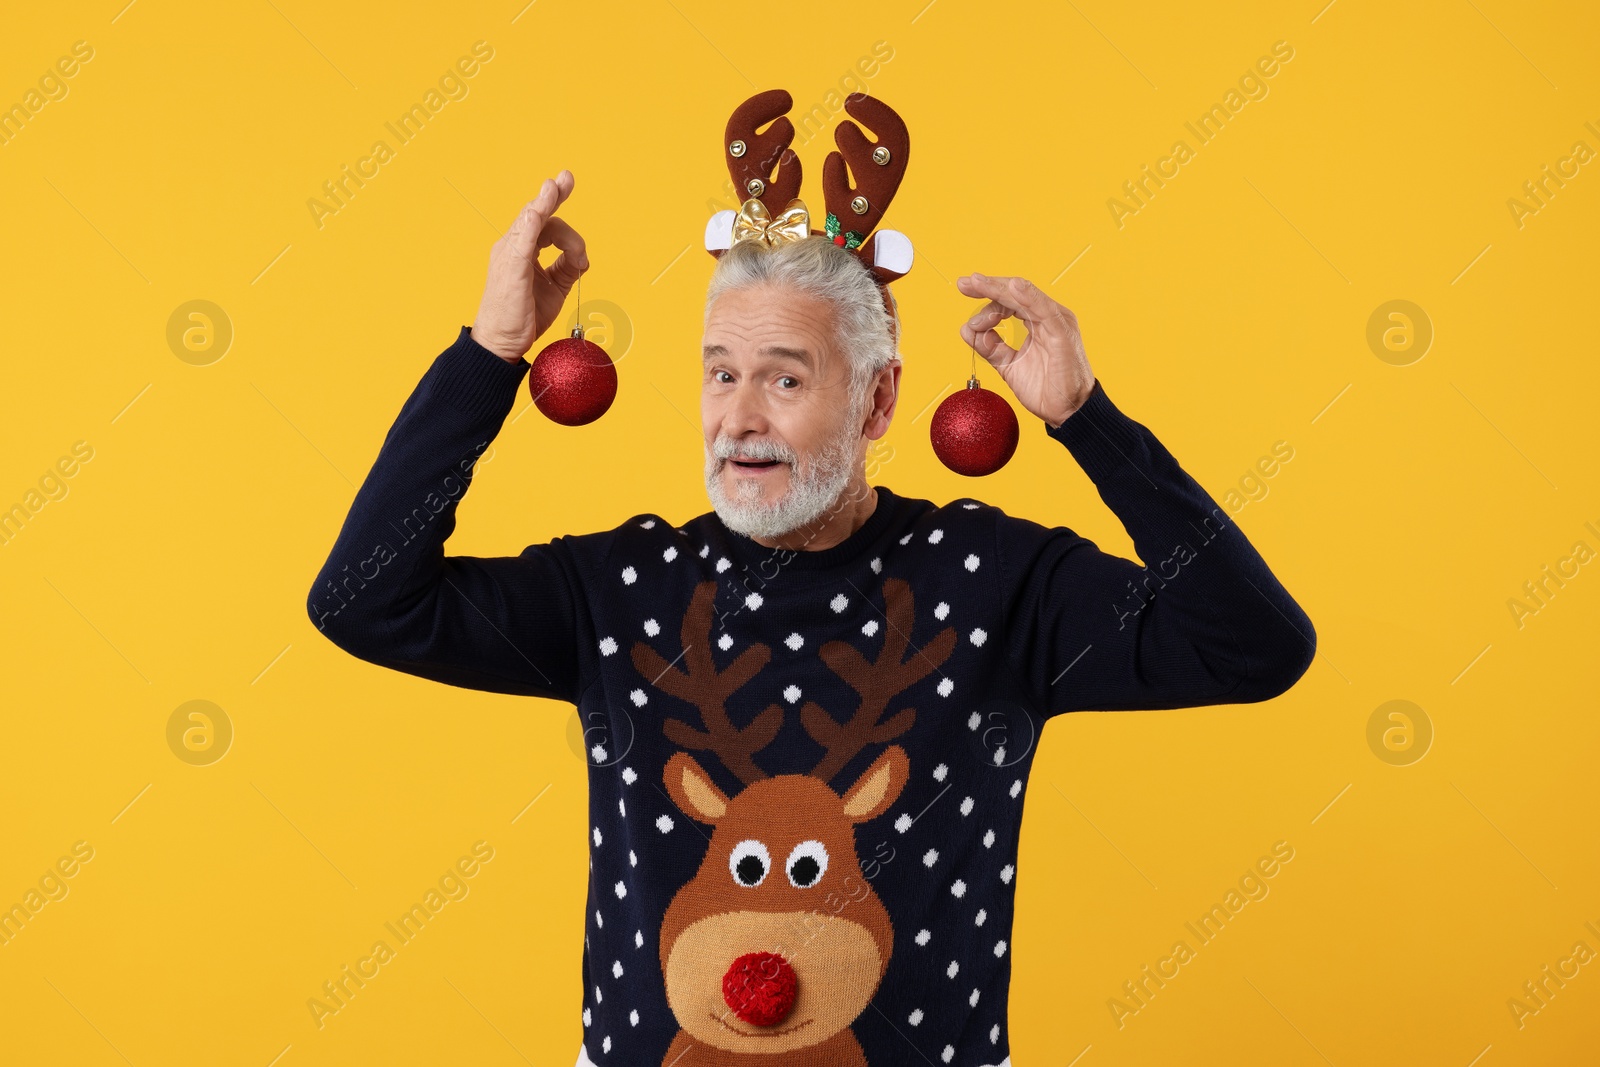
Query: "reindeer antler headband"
704 89 914 286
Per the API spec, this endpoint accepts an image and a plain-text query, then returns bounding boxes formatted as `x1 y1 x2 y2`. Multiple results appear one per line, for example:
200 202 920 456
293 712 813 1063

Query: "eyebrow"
702 344 814 369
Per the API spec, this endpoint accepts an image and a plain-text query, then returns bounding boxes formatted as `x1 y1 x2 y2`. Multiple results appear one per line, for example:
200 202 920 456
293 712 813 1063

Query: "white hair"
703 234 899 417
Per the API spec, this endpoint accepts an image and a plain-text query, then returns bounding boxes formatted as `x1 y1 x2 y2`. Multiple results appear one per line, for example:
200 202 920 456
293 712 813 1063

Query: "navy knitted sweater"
307 325 1315 1067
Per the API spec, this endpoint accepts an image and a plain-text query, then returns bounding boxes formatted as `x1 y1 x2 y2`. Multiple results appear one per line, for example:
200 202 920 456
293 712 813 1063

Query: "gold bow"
731 196 810 248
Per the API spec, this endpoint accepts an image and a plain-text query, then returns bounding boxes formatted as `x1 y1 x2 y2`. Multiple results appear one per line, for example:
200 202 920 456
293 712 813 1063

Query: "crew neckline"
711 485 904 572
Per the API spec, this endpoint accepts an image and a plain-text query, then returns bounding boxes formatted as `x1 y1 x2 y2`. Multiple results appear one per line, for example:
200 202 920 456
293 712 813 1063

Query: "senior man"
308 169 1315 1067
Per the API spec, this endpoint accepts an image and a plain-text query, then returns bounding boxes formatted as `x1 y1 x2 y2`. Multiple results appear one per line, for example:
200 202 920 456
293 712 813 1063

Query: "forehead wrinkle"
701 344 819 373
703 289 843 380
759 345 813 368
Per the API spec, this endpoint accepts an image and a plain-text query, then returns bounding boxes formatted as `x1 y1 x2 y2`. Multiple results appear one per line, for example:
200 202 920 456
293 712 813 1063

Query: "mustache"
710 435 797 465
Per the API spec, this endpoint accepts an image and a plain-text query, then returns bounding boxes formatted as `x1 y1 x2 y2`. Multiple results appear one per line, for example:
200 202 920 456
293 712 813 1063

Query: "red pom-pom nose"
722 951 798 1026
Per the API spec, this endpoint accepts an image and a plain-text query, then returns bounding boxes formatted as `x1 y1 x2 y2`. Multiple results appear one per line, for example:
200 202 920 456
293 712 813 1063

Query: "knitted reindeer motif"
631 579 956 1066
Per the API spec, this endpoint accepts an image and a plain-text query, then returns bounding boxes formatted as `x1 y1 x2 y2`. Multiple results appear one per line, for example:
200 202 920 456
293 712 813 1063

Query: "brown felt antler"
632 581 783 786
706 90 914 288
802 579 955 785
821 94 910 253
724 89 803 215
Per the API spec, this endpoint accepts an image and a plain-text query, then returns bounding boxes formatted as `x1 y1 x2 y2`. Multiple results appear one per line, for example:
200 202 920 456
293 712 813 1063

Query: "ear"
862 359 900 440
664 752 730 824
858 229 913 284
840 744 909 823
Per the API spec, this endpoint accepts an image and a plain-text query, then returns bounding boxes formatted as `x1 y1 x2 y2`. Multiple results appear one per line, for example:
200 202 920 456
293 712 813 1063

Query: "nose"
722 950 798 1026
718 380 770 440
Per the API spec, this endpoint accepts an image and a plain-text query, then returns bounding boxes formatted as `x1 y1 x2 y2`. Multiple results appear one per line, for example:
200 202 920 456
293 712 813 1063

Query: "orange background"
2 1 1597 1064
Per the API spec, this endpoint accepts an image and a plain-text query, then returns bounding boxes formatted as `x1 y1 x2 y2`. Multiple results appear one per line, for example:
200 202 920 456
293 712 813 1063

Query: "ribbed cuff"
431 325 530 419
1042 378 1149 478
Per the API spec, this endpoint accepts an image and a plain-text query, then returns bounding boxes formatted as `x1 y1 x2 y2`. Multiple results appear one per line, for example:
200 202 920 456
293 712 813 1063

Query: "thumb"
540 216 589 292
546 252 586 294
961 319 1019 376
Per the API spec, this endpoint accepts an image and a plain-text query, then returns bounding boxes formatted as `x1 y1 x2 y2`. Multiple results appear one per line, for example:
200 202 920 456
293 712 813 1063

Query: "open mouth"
729 458 784 471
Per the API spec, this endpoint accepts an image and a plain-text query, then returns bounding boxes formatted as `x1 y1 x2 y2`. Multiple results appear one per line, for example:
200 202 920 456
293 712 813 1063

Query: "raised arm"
957 273 1316 716
306 171 595 703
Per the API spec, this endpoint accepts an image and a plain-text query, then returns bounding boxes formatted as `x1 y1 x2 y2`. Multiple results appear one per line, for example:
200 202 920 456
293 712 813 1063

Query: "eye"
777 376 799 389
712 370 734 384
785 840 829 888
729 839 771 887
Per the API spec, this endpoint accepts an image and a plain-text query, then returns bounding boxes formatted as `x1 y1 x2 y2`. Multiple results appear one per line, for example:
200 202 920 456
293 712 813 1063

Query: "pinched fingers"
960 296 1026 372
957 273 1071 333
959 315 1020 372
966 299 1012 330
538 215 589 290
506 170 576 259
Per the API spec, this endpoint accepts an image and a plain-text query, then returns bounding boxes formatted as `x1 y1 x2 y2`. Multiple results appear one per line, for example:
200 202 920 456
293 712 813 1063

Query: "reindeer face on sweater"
631 578 954 1061
657 749 905 1052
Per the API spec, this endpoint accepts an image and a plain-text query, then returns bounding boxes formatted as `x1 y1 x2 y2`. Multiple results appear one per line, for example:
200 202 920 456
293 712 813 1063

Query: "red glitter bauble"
528 329 617 426
930 377 1019 476
722 951 798 1027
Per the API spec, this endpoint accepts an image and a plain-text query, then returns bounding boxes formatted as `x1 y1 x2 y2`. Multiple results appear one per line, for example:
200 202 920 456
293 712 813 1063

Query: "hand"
470 170 589 363
956 273 1095 428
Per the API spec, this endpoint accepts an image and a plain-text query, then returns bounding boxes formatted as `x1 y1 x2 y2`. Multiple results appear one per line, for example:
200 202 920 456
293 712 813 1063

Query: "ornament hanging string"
524 208 617 427
568 148 582 337
967 309 983 387
571 269 582 337
930 295 1021 477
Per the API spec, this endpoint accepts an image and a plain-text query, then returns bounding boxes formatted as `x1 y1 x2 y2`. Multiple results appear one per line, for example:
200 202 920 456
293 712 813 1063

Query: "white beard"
704 421 858 542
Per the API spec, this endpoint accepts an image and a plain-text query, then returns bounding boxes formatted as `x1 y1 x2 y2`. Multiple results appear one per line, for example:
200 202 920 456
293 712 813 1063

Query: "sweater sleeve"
996 378 1315 717
305 325 588 704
